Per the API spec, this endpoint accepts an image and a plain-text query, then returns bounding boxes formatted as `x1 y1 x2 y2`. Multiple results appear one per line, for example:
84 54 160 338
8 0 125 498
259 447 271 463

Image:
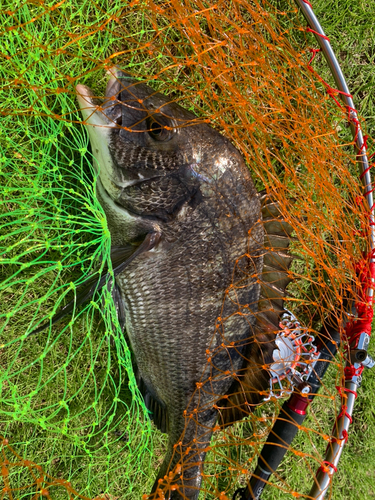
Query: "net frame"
300 2 375 498
234 1 375 498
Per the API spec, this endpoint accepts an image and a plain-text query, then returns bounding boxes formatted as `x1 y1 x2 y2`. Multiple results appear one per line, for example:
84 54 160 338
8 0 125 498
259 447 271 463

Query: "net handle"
233 320 342 500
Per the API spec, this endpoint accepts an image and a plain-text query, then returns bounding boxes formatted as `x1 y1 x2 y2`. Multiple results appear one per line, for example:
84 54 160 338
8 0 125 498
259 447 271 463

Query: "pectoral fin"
30 232 160 335
111 280 127 333
138 377 169 434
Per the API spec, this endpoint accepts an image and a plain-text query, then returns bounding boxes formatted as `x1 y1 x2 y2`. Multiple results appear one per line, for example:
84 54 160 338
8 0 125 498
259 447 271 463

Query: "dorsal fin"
259 192 294 317
218 192 295 425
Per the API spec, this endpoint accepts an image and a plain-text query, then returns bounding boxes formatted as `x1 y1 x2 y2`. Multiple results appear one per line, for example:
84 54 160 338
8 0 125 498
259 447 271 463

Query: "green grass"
0 0 375 499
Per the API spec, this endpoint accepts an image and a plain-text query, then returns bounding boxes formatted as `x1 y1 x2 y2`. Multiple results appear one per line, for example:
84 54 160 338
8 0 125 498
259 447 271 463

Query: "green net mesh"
0 2 157 497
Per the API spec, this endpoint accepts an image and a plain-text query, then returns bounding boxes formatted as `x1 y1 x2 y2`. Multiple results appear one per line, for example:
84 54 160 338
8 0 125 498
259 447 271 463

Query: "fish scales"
113 151 263 498
74 67 279 499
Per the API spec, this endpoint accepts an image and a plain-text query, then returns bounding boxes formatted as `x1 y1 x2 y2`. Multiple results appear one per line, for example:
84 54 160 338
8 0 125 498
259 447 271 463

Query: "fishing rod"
233 1 375 499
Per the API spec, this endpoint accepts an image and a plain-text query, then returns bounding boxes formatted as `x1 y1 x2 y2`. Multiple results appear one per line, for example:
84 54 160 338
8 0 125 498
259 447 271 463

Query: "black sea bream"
74 67 290 499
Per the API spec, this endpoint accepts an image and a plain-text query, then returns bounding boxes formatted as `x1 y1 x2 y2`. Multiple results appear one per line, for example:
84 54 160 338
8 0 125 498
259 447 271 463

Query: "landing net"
0 1 374 499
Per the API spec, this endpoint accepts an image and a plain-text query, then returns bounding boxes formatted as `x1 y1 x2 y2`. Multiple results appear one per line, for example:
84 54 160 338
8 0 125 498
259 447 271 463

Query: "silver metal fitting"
349 333 374 369
264 310 318 401
362 355 375 369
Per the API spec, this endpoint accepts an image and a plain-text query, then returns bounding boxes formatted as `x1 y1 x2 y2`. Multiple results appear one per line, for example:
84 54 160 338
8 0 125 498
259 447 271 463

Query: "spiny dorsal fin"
218 193 295 425
261 264 293 289
264 250 293 269
259 192 294 315
264 233 291 251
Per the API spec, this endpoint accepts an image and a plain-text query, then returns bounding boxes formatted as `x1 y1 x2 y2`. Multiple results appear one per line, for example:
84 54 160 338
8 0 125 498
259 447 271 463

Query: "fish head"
76 67 247 222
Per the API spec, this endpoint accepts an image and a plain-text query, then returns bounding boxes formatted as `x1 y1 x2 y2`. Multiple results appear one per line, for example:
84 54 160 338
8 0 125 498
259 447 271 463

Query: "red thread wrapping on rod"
341 429 349 443
347 105 360 142
330 429 350 445
364 187 375 198
344 250 375 348
358 136 374 187
317 461 338 475
302 0 313 8
306 27 330 42
360 161 374 180
335 386 358 399
326 88 348 110
308 47 320 66
344 365 364 380
307 53 353 110
337 404 353 424
359 135 369 153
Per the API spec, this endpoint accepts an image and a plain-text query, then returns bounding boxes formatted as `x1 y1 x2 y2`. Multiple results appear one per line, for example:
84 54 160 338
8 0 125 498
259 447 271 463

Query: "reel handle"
233 324 340 500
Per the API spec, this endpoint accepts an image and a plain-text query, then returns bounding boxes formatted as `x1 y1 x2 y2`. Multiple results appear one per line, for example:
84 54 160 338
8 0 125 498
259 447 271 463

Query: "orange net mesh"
1 1 374 499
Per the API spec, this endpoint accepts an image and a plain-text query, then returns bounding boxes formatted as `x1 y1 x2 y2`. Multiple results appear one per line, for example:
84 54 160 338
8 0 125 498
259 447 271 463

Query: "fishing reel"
264 310 319 401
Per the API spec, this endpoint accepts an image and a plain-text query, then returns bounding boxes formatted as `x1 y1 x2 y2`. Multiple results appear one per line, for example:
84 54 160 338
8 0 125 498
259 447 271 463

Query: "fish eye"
147 117 174 142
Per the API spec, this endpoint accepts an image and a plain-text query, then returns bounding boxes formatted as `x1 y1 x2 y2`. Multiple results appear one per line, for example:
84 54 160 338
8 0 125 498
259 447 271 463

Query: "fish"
47 67 292 499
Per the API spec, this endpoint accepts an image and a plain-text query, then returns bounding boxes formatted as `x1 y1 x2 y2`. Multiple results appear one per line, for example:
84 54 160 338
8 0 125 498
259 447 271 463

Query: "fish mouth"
76 66 153 130
76 68 134 200
76 66 125 128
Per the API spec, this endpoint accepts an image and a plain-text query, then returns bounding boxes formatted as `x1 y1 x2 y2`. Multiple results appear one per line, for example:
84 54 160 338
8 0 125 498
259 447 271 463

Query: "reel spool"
265 311 318 401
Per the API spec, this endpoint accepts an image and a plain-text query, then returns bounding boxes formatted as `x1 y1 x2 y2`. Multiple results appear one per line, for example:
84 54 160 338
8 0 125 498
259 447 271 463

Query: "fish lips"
75 66 141 147
76 83 124 202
